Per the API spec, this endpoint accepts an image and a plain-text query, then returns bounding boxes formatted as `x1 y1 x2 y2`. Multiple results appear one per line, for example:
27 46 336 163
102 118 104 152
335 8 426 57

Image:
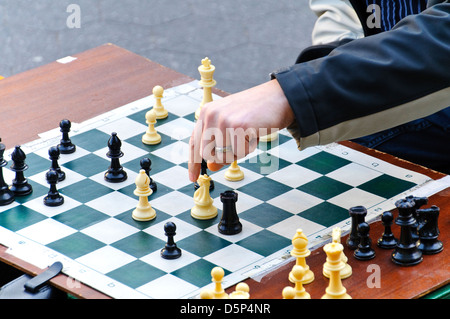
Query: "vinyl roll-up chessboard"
0 81 437 299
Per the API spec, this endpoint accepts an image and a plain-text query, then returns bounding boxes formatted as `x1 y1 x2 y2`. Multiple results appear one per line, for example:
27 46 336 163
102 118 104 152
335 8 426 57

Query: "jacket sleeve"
272 3 450 151
309 0 364 44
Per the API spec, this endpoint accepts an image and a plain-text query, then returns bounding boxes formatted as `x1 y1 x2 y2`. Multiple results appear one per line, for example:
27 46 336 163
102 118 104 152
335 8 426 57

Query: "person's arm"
273 2 450 151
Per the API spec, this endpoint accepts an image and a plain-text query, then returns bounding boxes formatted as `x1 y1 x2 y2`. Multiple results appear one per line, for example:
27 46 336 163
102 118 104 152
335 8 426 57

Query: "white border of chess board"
1 81 449 299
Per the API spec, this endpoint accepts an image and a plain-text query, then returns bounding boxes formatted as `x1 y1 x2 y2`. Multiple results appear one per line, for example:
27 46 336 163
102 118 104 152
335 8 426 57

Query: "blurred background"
0 0 316 93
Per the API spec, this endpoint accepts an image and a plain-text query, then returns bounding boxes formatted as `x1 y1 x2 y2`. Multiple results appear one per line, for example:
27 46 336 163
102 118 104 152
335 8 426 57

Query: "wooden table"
0 44 448 299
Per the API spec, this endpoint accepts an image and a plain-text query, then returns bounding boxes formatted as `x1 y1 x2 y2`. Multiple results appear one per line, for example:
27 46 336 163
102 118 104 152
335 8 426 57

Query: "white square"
17 218 77 245
267 215 325 240
137 274 199 299
164 95 200 118
29 167 87 188
89 170 138 191
266 164 322 188
210 166 263 189
152 141 190 165
144 217 201 242
212 191 263 215
326 163 383 187
81 218 139 244
96 117 147 140
328 188 386 210
140 249 200 274
267 189 323 214
203 244 264 272
93 141 148 164
150 191 194 216
75 245 136 274
23 195 82 218
152 166 191 190
205 219 263 243
85 191 138 217
268 139 321 163
157 117 195 141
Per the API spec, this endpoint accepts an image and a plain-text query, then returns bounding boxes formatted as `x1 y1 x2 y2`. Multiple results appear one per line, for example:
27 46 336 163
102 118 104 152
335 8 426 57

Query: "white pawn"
224 161 244 182
152 85 168 120
323 227 352 279
229 283 250 299
290 265 311 299
132 170 156 221
142 109 161 145
191 174 217 220
211 267 228 299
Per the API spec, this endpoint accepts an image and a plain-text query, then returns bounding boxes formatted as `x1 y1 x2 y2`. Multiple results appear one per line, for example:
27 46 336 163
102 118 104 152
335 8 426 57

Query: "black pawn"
377 211 397 249
104 132 127 183
417 206 443 255
354 222 376 260
43 169 64 207
391 199 423 266
0 139 15 206
161 222 182 260
58 119 76 154
49 146 65 182
346 206 367 249
218 190 242 235
140 158 157 193
9 146 33 196
194 159 214 191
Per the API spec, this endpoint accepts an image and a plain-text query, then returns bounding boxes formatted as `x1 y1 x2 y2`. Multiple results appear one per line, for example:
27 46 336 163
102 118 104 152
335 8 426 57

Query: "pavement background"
0 0 316 93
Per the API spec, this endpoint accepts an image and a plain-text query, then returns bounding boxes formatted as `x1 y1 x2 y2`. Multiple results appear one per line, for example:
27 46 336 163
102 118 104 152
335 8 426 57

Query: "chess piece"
142 109 161 145
194 159 214 191
346 206 367 249
282 286 296 299
290 265 311 299
229 283 250 299
104 132 128 183
152 85 168 120
377 211 398 249
322 243 351 299
289 229 314 284
43 169 64 207
324 227 352 279
9 146 33 196
140 158 157 193
199 289 214 299
161 221 182 259
211 267 228 299
49 146 65 182
406 195 428 242
224 161 244 182
218 190 242 235
417 206 443 255
259 130 279 143
0 139 15 206
132 170 156 221
195 57 216 120
354 222 376 260
391 198 423 266
191 174 217 220
58 119 76 154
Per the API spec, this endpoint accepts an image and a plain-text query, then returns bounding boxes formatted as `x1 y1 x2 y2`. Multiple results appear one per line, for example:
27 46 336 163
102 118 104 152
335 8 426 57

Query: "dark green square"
358 174 417 199
239 153 291 176
21 153 50 175
70 129 111 152
60 179 113 203
176 210 219 230
297 152 352 175
237 178 292 202
114 209 171 230
257 133 292 151
172 259 230 288
297 176 353 200
125 132 176 153
13 181 48 204
107 260 166 289
239 203 293 228
47 232 106 259
53 205 110 230
122 154 174 176
62 153 110 177
0 206 47 232
236 230 291 257
111 232 165 258
299 202 349 227
178 231 231 257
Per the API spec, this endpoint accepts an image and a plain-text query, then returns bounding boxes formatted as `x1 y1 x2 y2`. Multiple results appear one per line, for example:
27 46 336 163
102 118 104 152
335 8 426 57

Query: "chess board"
0 81 433 299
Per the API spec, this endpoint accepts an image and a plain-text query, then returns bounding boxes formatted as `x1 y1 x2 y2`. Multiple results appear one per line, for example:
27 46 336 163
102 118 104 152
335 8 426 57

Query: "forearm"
273 3 450 150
